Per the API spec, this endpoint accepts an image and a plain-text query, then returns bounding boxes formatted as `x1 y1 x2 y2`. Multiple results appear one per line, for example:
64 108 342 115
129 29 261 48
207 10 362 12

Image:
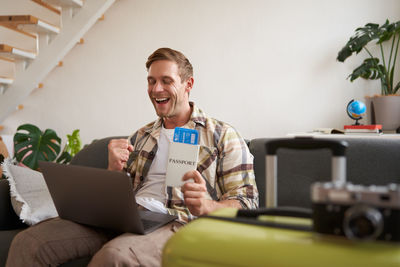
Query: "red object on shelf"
343 124 382 130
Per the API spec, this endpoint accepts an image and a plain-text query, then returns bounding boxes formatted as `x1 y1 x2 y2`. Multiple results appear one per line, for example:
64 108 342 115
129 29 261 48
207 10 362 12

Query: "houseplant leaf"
394 81 400 94
337 23 380 62
56 129 82 164
14 124 61 170
65 129 82 157
377 20 400 43
56 151 72 164
348 58 382 81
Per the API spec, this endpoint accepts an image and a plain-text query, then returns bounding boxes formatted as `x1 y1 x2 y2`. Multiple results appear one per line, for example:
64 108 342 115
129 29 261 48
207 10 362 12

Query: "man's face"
147 60 190 118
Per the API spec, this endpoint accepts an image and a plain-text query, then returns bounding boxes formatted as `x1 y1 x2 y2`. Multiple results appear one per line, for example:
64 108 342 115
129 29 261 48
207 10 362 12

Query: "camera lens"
343 205 383 241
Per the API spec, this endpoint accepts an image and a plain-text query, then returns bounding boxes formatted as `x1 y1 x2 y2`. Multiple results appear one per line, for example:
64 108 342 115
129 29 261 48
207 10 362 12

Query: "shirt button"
149 151 155 158
140 175 144 181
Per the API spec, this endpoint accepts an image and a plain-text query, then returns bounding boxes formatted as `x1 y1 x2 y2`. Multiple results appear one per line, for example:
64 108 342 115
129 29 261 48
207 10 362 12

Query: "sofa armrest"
0 179 26 230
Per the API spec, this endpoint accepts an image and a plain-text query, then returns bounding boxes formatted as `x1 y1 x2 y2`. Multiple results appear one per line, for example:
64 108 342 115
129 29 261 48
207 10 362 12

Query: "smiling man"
7 48 258 267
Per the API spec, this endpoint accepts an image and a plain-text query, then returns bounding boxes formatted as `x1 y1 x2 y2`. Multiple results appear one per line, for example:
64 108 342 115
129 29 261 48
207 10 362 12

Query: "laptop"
39 161 177 234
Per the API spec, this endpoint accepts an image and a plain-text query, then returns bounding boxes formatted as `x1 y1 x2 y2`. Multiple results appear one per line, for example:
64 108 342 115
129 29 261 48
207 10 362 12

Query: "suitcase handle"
265 137 348 208
203 213 312 232
237 207 311 219
266 137 347 156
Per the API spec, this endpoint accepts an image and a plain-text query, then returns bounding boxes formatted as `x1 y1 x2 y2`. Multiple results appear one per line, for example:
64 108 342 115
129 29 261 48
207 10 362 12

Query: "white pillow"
1 158 58 225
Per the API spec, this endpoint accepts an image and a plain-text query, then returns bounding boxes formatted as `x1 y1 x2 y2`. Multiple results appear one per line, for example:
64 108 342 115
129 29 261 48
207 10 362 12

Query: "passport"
165 128 200 187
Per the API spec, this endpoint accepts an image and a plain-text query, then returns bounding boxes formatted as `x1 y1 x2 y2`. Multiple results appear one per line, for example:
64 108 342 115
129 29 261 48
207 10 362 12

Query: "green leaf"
56 151 72 164
16 124 41 136
64 129 82 157
377 20 398 44
337 22 381 62
348 58 382 82
389 66 395 91
13 124 62 170
393 81 400 94
55 129 82 165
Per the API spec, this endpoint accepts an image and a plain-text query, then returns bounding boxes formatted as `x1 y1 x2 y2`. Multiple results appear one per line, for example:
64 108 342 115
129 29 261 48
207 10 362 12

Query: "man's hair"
146 48 193 82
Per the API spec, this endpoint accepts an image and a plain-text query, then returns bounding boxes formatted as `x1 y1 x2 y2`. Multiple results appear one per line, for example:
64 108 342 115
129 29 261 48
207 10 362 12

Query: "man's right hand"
107 139 134 171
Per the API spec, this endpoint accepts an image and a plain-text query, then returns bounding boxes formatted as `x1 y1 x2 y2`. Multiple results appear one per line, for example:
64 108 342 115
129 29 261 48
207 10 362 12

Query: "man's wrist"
205 200 217 214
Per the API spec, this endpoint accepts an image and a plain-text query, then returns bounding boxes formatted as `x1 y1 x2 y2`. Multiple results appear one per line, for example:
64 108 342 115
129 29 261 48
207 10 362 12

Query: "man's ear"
185 77 194 94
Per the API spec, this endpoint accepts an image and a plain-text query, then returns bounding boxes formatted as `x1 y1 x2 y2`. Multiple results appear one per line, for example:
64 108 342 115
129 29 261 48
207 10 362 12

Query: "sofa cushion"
2 159 57 225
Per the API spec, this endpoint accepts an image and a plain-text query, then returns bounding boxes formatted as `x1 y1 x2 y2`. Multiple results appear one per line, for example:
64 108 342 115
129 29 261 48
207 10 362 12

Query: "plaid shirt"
126 102 259 222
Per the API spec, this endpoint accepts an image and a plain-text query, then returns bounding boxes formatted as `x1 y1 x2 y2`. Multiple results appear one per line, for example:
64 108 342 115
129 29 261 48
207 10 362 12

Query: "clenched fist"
107 139 134 171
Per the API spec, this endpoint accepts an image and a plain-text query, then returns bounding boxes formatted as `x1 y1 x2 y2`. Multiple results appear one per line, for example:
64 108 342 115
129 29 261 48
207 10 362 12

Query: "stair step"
0 15 60 34
31 0 62 15
42 0 83 8
0 75 13 94
0 76 14 85
0 56 15 63
0 44 36 60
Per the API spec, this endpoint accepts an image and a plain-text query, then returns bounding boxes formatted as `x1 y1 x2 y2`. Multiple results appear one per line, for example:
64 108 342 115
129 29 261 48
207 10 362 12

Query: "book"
343 124 382 130
343 124 382 134
344 129 381 133
312 128 344 134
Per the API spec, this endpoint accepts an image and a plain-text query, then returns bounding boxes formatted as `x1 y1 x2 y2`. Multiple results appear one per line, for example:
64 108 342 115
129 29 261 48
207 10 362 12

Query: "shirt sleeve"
216 126 259 209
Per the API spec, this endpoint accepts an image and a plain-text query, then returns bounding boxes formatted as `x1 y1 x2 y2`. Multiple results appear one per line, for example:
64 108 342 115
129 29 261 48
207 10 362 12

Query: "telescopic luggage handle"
265 138 348 208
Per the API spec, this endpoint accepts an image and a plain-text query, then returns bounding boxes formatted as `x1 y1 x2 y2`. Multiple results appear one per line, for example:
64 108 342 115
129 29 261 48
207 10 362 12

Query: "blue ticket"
173 127 199 145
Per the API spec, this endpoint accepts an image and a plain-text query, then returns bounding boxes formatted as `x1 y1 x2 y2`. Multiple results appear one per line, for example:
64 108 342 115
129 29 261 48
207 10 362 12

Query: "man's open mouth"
155 97 170 104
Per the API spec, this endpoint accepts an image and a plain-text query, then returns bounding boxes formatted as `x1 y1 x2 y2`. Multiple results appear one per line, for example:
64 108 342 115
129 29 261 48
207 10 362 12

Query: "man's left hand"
181 170 243 216
181 170 212 216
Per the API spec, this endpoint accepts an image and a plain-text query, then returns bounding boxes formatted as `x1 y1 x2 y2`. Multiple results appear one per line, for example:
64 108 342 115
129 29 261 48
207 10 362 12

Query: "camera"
311 182 400 242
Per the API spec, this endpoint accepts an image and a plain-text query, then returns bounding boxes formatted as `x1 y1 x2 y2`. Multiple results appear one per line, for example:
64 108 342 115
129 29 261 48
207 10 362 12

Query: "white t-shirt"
135 126 174 214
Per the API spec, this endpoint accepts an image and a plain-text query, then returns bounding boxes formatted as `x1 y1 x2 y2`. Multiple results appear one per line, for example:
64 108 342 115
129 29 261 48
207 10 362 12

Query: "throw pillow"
0 136 10 178
1 158 58 225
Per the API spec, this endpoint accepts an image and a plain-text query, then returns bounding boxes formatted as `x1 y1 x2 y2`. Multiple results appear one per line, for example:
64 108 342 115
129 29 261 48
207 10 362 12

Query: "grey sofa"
1 136 400 266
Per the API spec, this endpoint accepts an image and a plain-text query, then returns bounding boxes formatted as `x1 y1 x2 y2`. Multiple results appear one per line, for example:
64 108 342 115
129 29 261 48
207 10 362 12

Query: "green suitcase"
162 208 400 267
163 138 400 266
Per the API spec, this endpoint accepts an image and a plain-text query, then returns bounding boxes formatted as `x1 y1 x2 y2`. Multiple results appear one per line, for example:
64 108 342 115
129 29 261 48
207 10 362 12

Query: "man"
7 48 258 266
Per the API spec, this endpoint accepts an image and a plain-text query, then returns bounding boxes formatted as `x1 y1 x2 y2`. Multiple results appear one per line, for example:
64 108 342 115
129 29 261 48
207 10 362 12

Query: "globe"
347 99 366 124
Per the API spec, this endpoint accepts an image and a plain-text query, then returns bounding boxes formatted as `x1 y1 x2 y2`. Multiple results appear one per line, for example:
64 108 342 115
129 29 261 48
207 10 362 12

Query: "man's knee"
7 229 53 267
7 218 111 267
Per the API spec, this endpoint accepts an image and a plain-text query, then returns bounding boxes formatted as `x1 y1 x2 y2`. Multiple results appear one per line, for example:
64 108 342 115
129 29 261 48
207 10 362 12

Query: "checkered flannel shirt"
126 102 259 222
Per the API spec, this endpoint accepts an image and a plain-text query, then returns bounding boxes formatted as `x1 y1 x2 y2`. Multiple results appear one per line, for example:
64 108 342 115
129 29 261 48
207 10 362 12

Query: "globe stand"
352 117 362 126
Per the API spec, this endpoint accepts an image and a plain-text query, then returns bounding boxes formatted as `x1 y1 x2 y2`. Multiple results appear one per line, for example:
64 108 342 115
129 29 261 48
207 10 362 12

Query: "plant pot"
370 95 400 131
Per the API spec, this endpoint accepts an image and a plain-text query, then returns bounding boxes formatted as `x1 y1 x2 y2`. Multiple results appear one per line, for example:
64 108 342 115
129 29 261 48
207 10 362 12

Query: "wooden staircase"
0 0 115 123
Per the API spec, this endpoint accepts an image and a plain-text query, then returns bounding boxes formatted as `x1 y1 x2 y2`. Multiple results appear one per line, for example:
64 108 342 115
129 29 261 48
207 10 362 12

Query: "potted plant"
13 124 82 170
337 19 400 130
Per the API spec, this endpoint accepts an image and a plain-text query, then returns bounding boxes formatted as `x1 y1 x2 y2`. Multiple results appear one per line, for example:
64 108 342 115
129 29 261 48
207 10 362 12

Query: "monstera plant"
337 19 400 130
337 19 400 95
14 124 82 170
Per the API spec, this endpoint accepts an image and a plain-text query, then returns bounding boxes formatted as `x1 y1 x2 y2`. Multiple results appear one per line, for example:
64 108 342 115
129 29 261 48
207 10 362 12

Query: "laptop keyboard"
141 219 162 230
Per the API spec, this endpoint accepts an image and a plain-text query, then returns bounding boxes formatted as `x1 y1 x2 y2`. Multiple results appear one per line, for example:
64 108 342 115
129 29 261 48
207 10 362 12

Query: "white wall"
2 0 400 146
